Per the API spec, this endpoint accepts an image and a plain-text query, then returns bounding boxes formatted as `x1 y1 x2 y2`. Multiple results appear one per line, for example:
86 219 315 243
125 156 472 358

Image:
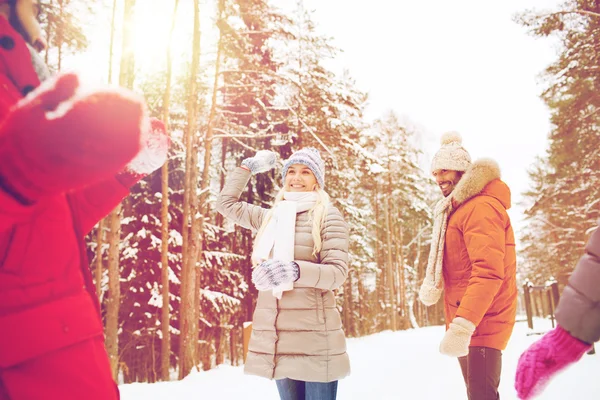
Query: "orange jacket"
443 169 517 350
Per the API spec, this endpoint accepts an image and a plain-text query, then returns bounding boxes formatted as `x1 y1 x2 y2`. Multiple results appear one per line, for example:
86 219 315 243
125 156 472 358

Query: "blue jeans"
276 378 338 400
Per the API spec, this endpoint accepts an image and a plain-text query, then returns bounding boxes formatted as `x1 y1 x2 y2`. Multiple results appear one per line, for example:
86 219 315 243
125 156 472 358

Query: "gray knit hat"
282 147 325 189
431 132 471 172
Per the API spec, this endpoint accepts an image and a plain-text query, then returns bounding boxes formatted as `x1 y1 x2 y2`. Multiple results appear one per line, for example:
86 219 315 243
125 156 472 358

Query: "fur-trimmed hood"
451 158 510 211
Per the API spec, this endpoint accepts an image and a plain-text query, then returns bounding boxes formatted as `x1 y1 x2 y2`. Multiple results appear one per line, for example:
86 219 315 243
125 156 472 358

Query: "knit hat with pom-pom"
282 147 325 189
431 132 471 172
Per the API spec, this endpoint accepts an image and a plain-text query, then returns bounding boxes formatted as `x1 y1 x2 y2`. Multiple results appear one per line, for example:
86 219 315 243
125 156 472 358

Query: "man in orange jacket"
419 132 517 400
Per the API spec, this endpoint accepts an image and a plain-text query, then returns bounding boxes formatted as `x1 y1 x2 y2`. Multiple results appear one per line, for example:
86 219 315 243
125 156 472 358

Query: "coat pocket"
315 290 326 324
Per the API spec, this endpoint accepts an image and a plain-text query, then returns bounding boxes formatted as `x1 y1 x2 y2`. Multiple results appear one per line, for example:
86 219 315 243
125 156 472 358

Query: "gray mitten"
241 150 278 174
252 259 300 291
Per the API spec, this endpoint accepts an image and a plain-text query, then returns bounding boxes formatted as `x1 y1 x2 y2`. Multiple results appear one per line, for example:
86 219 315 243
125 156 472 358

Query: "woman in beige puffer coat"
216 148 350 400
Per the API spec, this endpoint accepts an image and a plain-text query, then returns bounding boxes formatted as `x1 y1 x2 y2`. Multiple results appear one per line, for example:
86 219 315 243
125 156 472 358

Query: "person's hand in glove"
241 150 278 174
252 259 299 291
515 325 591 400
116 118 170 187
0 72 145 204
439 316 476 357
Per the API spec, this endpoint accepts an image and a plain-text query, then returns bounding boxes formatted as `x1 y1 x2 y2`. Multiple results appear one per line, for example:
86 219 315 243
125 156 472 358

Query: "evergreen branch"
545 10 600 19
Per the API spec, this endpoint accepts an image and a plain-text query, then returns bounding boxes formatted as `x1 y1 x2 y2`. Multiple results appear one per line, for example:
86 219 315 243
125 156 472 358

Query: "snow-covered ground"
120 319 600 399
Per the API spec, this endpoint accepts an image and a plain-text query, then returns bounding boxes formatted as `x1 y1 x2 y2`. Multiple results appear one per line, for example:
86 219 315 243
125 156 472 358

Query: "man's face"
433 169 462 197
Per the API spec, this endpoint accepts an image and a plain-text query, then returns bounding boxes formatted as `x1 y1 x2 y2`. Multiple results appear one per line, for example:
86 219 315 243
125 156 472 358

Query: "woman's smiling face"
285 164 318 192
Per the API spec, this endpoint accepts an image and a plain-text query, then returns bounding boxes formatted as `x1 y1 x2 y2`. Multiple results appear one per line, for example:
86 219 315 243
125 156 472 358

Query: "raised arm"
0 72 145 210
216 150 278 231
216 167 268 232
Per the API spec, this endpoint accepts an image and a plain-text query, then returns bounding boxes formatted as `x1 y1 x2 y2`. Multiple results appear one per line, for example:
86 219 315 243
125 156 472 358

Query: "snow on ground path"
120 319 600 399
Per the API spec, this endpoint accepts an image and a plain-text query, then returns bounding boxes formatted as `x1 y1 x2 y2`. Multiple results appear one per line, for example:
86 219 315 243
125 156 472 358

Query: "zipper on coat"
270 297 281 379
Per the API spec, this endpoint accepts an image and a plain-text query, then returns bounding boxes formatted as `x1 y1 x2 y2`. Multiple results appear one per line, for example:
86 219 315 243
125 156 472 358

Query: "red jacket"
0 16 41 121
0 44 137 367
0 176 133 368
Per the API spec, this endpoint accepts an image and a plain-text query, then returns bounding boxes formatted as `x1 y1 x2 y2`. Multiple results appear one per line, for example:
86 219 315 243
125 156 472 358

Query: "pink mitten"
515 325 591 399
0 72 145 203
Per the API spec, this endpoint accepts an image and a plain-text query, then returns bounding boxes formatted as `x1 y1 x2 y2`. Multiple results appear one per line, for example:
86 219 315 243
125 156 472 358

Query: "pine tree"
518 1 600 284
38 0 89 70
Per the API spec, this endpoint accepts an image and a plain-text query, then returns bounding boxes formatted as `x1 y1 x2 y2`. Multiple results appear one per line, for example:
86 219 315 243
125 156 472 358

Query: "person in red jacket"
0 70 169 400
419 132 517 400
0 0 49 120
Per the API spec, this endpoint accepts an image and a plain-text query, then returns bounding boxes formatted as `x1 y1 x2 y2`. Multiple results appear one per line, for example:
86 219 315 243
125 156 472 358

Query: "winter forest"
38 0 600 385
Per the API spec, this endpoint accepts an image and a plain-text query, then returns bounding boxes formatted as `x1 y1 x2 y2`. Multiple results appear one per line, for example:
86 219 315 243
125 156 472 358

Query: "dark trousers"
458 346 502 400
276 378 338 400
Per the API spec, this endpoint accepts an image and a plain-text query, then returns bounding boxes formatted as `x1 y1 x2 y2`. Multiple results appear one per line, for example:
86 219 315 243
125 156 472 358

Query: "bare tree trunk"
57 0 64 70
230 328 238 366
178 127 193 377
105 205 121 379
178 0 201 379
95 220 104 300
391 212 400 324
343 271 353 336
159 0 179 382
44 15 51 64
384 196 396 331
198 0 223 242
107 0 117 84
95 0 118 310
105 0 137 381
408 225 421 329
373 183 384 331
357 273 366 336
151 333 157 383
193 0 226 369
399 226 405 318
215 318 224 366
395 223 404 320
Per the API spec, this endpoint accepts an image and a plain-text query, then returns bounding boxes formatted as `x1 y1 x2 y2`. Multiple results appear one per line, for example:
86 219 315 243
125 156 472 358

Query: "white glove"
252 259 299 291
126 118 169 175
439 317 476 357
241 150 278 174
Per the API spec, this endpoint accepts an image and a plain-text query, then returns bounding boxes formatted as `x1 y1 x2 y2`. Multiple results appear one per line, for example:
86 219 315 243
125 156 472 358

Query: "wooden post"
523 282 533 330
546 289 555 328
549 281 560 308
242 322 252 363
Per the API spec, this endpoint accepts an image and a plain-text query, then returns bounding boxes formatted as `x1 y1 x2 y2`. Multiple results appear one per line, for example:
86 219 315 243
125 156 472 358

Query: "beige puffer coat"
216 167 350 383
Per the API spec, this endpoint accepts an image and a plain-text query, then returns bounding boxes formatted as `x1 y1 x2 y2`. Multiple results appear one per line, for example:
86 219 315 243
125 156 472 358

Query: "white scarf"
419 196 452 306
253 191 318 299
